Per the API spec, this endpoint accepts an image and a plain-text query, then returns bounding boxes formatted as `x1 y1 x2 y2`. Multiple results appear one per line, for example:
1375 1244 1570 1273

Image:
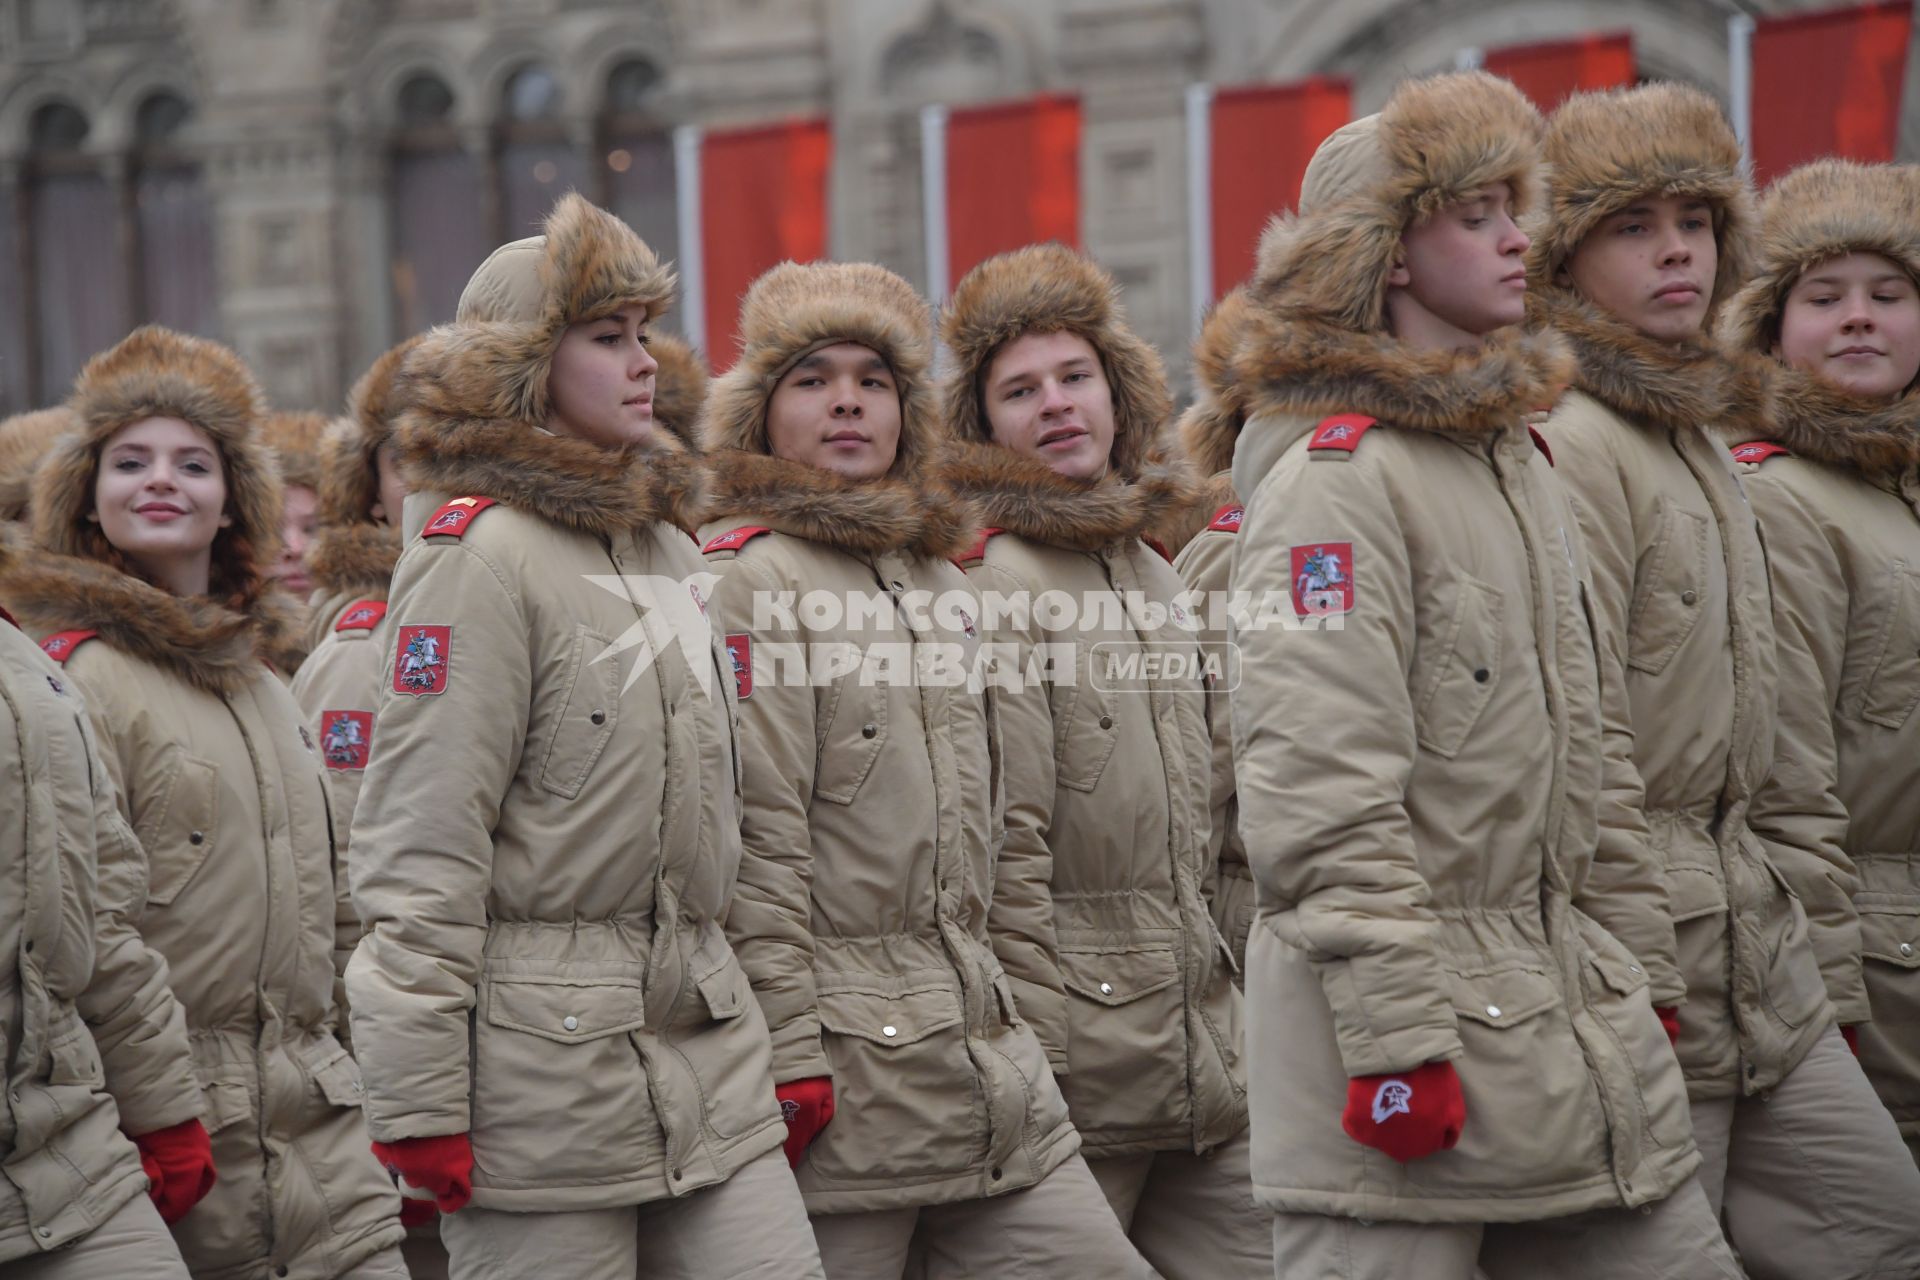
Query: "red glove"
1342 1060 1466 1164
1655 1006 1681 1050
398 1198 439 1230
371 1134 473 1214
131 1119 217 1224
775 1077 835 1168
1841 1024 1860 1057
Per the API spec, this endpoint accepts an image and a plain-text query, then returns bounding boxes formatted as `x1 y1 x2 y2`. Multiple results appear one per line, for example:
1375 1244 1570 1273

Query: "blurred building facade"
0 0 1914 412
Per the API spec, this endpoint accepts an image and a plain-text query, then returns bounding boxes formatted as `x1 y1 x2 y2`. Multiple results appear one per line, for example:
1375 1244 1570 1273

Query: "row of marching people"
3 67 1920 1280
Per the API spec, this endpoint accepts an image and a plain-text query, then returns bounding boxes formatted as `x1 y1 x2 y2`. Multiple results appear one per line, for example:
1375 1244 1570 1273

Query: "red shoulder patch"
1528 425 1554 467
421 497 497 539
40 630 98 663
702 526 773 555
1730 440 1791 465
1307 414 1379 452
955 526 1006 567
334 599 388 633
1206 503 1245 533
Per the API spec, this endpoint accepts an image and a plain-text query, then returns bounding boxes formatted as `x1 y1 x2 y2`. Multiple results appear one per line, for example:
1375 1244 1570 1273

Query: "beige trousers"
812 1153 1156 1279
1269 1174 1739 1280
1691 1023 1920 1280
438 1149 823 1280
1087 1130 1270 1278
0 1195 189 1280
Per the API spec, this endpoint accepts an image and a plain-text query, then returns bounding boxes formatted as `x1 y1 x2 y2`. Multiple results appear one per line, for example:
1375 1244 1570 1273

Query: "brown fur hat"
407 192 676 430
700 260 938 479
316 334 423 528
259 409 327 493
939 243 1171 482
1527 82 1755 319
1252 72 1544 333
648 331 709 450
34 325 280 606
0 406 75 523
1720 160 1920 355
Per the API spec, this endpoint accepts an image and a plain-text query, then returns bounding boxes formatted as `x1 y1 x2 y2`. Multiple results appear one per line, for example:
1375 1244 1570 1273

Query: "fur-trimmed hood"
308 335 423 599
939 244 1171 482
1737 362 1920 477
260 410 327 493
1527 82 1755 322
33 325 281 609
1721 159 1920 357
701 449 974 560
1153 289 1253 555
945 442 1198 555
0 406 74 523
650 331 709 450
1529 286 1759 431
701 261 940 482
1252 71 1544 333
0 538 303 693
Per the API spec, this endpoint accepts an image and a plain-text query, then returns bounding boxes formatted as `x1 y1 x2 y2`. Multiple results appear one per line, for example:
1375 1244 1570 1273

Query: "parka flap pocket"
1446 964 1560 1029
1412 574 1505 759
301 1042 367 1107
816 985 962 1048
484 975 646 1044
1858 895 1920 969
1586 946 1651 998
1626 504 1709 677
197 1075 252 1134
140 753 220 908
1058 944 1180 1007
46 1025 104 1089
695 957 750 1021
1663 865 1729 923
814 681 888 806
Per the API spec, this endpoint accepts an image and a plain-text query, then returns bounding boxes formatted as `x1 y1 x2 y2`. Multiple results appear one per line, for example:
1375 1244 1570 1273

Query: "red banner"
1210 77 1352 297
946 95 1080 287
1752 0 1912 185
1484 31 1635 112
700 119 832 368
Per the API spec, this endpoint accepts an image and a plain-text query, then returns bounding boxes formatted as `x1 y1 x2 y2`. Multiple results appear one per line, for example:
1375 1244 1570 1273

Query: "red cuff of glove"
1654 1006 1681 1050
371 1133 473 1215
130 1118 217 1224
775 1077 835 1169
1342 1060 1465 1164
1841 1024 1860 1057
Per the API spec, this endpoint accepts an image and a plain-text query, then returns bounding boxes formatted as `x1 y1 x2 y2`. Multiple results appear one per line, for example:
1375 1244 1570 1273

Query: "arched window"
25 100 130 403
599 57 678 330
496 63 583 237
132 91 217 339
388 71 488 333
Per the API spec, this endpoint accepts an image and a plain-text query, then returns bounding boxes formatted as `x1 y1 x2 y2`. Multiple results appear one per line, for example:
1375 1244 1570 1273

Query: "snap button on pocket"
590 710 606 725
1485 1005 1502 1019
189 831 205 845
1099 982 1114 995
882 1024 898 1038
1680 590 1698 605
1903 943 1915 958
1098 715 1113 729
1472 668 1490 683
562 1016 580 1031
862 724 877 739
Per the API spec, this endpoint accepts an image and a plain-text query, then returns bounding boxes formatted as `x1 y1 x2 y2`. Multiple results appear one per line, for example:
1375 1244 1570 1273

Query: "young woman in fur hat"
1528 87 1920 1275
1720 160 1920 1179
1224 71 1736 1277
694 260 1150 1278
342 195 821 1280
939 243 1264 1277
0 325 409 1278
0 525 200 1279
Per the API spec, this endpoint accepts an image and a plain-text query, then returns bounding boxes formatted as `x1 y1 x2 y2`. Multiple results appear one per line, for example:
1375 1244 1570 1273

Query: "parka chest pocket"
137 752 220 908
483 974 647 1044
814 679 887 806
1853 564 1920 729
1627 504 1710 676
535 625 621 799
1412 574 1504 759
1054 683 1119 793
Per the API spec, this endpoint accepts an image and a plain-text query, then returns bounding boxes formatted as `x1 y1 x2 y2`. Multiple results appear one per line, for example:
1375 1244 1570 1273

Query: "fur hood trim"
1252 72 1544 332
701 448 974 560
1232 305 1573 437
1739 362 1920 476
1527 83 1755 321
306 520 399 599
309 335 424 597
35 326 281 608
1530 286 1752 429
945 442 1199 554
1721 159 1920 356
700 261 939 483
1178 287 1255 480
260 410 327 492
939 244 1171 481
0 543 301 693
0 406 74 523
649 331 709 450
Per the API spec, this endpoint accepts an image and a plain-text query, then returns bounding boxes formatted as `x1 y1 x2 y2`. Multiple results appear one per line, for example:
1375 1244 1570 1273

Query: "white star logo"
583 572 724 699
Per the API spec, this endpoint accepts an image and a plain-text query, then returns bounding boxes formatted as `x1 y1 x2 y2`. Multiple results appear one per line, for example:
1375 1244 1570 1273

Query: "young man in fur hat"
1529 87 1920 1277
941 244 1265 1278
345 195 823 1280
696 260 1153 1279
1720 160 1920 1179
1225 71 1737 1278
